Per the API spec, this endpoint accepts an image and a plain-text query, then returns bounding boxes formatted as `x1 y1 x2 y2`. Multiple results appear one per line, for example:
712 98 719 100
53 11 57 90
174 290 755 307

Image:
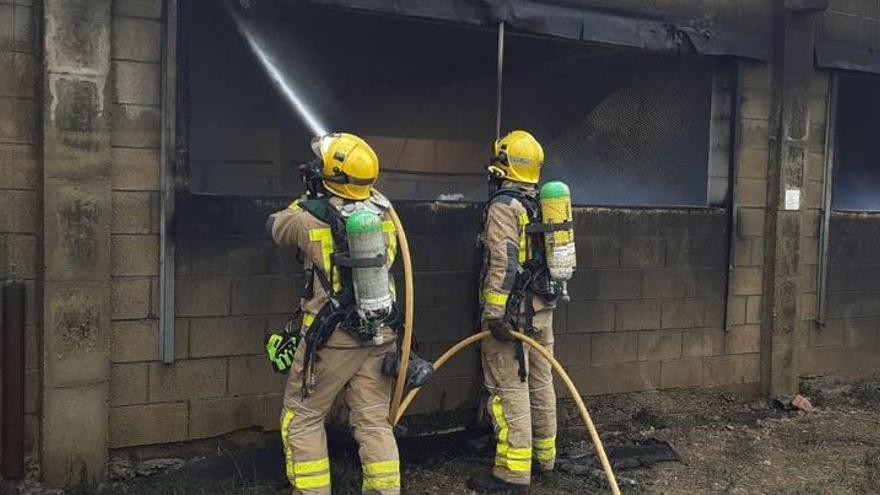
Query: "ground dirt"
7 375 880 494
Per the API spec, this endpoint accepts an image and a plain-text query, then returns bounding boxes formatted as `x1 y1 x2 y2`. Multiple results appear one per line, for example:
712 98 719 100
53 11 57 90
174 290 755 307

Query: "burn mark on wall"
56 305 99 354
62 198 98 264
52 2 105 69
45 0 111 74
54 78 98 133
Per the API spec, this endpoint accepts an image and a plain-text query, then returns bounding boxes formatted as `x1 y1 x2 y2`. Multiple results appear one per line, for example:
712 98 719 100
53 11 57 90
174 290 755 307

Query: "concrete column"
760 1 824 399
40 0 112 485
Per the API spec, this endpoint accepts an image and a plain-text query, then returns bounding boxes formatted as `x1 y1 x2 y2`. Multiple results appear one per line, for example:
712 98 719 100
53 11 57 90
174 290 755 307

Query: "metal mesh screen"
502 34 712 206
833 72 880 211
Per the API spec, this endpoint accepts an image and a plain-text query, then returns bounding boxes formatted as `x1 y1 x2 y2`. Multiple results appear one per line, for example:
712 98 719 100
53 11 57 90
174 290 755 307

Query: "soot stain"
62 198 98 263
57 305 98 353
55 78 98 133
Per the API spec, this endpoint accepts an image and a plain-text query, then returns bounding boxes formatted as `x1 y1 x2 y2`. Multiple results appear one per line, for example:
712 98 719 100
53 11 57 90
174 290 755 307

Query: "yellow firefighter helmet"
311 133 379 200
487 130 544 184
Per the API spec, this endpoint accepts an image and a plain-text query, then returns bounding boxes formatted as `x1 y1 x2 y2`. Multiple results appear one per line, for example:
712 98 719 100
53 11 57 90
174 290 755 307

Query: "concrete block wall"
725 61 772 382
165 199 735 421
820 0 880 50
388 203 736 415
106 0 167 450
563 207 736 394
800 212 880 376
106 0 289 450
795 71 835 374
0 0 39 458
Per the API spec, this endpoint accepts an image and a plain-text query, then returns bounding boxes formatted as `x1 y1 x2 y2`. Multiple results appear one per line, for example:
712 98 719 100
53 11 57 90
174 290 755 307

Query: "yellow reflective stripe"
308 228 333 272
534 447 557 462
362 459 401 491
294 458 330 475
498 447 532 472
302 313 315 328
518 213 529 263
280 410 295 482
506 459 532 472
482 289 509 306
491 396 532 473
491 396 509 467
295 471 331 489
507 447 532 460
363 460 400 476
308 228 341 292
363 474 401 490
534 437 555 449
288 200 301 211
382 220 398 264
534 436 556 462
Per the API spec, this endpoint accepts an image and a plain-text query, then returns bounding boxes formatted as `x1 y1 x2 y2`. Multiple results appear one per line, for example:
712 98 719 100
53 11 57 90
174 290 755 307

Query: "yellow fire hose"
387 206 414 424
386 205 621 495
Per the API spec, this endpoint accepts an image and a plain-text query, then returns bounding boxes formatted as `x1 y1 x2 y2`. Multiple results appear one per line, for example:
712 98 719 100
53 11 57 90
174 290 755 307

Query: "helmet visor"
310 133 340 160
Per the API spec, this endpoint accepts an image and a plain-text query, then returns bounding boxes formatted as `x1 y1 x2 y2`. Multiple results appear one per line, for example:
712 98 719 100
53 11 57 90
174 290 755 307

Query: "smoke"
227 5 328 137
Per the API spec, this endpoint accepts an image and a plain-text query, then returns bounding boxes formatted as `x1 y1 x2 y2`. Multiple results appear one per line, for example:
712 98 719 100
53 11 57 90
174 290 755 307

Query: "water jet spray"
228 5 328 137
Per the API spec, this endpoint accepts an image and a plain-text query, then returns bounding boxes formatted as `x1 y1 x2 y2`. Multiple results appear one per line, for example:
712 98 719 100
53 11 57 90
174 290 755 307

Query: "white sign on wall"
784 188 801 211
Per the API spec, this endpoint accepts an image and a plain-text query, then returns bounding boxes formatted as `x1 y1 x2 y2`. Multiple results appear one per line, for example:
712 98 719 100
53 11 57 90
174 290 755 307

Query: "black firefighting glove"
487 318 514 342
382 351 434 388
265 332 299 374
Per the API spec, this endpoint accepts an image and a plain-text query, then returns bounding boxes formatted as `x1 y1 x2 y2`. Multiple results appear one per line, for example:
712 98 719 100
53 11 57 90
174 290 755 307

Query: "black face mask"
299 159 328 199
487 173 504 196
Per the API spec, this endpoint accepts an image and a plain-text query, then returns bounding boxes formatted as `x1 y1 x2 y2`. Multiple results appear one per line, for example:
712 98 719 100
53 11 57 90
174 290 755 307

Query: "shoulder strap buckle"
331 252 387 268
525 221 573 234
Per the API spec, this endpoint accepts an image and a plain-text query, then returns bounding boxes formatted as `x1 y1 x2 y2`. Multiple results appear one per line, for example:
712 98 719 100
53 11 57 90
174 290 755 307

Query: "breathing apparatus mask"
299 159 327 199
486 149 509 195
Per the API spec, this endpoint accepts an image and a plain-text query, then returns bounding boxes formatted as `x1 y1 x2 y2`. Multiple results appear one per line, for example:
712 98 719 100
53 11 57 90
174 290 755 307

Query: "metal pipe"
495 21 505 140
724 59 743 333
159 0 179 363
2 282 26 480
816 72 837 326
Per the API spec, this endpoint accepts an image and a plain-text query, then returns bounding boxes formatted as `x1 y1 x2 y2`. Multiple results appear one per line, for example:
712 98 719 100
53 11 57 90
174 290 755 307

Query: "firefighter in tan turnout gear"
468 130 576 493
266 133 403 495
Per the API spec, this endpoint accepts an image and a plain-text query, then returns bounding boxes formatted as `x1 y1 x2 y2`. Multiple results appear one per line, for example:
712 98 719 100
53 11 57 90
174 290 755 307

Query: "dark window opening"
185 1 723 206
501 34 716 207
832 72 880 211
188 0 496 200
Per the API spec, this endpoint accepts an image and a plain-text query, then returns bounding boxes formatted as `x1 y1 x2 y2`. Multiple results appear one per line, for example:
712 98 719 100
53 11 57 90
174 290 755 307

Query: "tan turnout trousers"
281 330 399 494
479 183 558 486
270 194 401 495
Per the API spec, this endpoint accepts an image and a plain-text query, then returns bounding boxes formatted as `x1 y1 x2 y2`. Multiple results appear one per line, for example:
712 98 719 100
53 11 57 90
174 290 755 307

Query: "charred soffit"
816 42 880 75
293 0 772 61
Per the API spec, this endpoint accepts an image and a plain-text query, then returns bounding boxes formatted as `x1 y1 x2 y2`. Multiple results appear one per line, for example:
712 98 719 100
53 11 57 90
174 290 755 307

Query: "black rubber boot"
532 461 554 480
466 472 529 493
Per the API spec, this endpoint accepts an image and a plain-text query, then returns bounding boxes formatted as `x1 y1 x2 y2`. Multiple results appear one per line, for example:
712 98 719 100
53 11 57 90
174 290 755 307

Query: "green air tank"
540 181 576 300
346 210 392 322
